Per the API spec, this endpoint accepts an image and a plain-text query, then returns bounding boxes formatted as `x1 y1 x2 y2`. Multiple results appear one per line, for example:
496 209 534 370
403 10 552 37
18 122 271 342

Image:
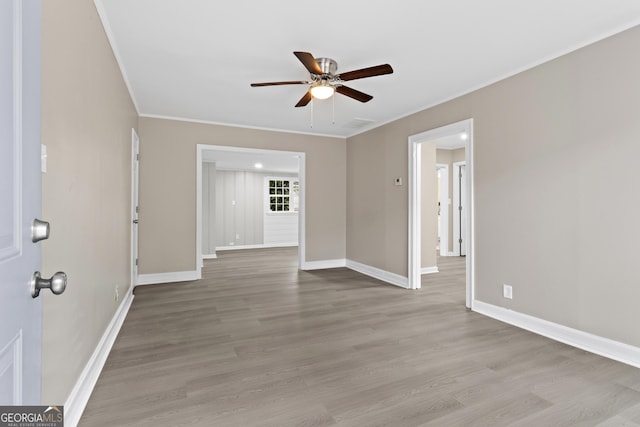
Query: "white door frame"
130 128 139 290
196 144 306 278
436 163 449 257
408 119 474 308
452 161 466 257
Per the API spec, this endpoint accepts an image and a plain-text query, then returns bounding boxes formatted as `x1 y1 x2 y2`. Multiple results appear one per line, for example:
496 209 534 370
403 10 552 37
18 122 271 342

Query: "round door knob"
50 272 67 295
31 271 67 298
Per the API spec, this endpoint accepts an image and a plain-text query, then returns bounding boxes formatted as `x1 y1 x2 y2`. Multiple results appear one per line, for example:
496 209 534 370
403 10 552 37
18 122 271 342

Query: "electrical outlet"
503 284 513 299
115 284 119 301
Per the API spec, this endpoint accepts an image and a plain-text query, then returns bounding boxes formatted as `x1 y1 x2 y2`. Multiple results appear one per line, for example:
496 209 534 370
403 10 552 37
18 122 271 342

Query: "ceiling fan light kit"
251 51 393 108
310 82 335 100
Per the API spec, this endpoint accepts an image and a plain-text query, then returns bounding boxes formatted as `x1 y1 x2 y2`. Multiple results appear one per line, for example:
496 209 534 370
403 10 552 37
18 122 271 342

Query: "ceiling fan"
250 51 393 107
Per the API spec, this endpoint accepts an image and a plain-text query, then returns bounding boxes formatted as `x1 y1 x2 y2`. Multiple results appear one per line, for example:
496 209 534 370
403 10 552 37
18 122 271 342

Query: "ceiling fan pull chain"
310 97 314 128
332 94 335 125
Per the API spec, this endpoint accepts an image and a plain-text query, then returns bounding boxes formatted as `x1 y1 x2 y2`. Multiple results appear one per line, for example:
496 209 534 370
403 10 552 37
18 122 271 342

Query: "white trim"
301 259 346 270
465 130 475 307
408 140 421 290
297 155 306 270
202 253 217 259
452 161 466 257
196 147 204 279
216 243 298 251
130 128 139 291
408 119 474 308
436 163 449 257
137 270 199 286
346 259 409 289
64 290 134 427
141 114 345 139
421 266 439 275
196 144 306 276
473 300 640 369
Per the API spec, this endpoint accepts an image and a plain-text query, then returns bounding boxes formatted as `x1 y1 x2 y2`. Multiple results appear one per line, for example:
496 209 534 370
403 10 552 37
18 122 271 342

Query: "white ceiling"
95 0 640 138
436 133 467 151
202 149 300 174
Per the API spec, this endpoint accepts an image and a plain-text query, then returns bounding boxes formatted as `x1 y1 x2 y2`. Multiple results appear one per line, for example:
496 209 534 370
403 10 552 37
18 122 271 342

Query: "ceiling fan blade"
336 85 373 103
250 81 308 87
294 51 323 75
338 64 394 82
295 91 313 107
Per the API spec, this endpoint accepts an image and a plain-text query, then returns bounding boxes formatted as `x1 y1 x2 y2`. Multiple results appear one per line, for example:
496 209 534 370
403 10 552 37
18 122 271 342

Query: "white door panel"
0 0 43 405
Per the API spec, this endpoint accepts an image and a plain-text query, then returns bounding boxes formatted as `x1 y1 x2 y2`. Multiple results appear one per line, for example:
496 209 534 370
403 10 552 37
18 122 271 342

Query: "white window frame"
264 177 299 214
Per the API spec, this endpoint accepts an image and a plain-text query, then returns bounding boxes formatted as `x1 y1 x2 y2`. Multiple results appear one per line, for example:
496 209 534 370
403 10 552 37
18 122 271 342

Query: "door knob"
31 271 67 298
133 219 139 224
31 218 50 242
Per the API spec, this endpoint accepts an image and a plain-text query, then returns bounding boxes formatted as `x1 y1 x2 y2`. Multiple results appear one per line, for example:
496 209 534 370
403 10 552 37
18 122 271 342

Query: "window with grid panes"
267 178 299 213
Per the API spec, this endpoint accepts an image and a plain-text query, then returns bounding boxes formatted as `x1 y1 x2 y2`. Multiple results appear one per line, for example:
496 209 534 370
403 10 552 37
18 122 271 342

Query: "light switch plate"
503 284 513 299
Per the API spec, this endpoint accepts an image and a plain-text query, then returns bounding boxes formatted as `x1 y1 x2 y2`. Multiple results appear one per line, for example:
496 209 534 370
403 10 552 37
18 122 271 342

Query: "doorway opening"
408 119 474 307
196 145 306 279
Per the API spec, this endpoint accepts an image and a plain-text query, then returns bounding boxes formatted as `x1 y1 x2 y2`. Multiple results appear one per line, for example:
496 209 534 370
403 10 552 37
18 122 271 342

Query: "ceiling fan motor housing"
315 58 338 76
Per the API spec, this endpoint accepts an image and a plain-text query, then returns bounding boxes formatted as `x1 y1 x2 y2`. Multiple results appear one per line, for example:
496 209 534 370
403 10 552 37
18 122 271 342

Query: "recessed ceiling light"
254 163 263 169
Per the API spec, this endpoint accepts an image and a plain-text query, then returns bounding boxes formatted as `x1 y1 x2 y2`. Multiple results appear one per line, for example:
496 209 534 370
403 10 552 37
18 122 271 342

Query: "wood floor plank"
79 247 640 426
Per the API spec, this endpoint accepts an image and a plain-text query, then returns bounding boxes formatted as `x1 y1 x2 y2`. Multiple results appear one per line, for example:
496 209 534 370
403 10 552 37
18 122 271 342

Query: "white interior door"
0 0 43 405
131 129 139 289
460 164 467 256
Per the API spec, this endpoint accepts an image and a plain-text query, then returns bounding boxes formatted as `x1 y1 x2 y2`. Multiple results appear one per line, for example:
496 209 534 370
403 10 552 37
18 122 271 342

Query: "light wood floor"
80 248 640 426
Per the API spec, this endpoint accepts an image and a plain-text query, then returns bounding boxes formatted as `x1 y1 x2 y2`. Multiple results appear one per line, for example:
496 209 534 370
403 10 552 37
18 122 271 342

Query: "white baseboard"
473 300 640 369
301 258 346 270
202 253 217 259
64 290 134 427
216 243 298 251
137 270 200 286
346 259 409 289
421 266 439 275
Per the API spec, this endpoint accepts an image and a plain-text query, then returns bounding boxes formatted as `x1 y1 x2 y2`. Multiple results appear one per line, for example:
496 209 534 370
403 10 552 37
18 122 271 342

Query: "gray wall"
206 170 298 250
41 0 138 403
202 163 217 254
138 117 346 274
347 25 640 348
216 170 264 248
